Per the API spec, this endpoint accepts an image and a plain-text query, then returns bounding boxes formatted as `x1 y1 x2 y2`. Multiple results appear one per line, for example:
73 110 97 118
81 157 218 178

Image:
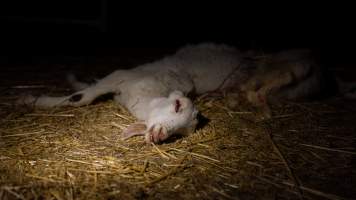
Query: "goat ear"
121 122 147 140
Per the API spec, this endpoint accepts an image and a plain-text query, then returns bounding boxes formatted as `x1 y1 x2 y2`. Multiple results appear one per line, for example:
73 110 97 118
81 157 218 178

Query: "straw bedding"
0 55 355 200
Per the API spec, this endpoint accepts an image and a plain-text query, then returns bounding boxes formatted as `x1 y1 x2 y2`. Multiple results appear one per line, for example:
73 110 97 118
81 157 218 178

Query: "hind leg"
244 72 294 119
66 73 91 91
19 69 134 108
247 71 294 106
19 79 120 108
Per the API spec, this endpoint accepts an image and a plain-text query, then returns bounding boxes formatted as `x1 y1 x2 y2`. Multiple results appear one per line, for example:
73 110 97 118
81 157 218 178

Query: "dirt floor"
0 52 356 200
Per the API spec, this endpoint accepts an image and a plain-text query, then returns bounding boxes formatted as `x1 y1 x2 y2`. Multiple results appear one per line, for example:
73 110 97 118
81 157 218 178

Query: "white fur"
19 43 243 143
66 73 90 91
18 43 322 143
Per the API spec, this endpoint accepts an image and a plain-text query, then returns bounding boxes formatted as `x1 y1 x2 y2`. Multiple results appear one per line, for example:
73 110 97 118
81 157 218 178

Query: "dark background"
0 1 355 66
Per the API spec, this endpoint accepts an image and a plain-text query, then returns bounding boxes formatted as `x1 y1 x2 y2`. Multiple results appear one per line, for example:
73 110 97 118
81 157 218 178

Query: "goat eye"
175 99 181 113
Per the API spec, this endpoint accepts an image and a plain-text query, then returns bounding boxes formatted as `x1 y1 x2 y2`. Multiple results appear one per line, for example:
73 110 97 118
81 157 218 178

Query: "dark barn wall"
0 1 355 68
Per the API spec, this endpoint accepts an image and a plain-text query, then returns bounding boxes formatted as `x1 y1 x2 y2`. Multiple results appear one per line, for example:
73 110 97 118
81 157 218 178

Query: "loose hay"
1 63 356 200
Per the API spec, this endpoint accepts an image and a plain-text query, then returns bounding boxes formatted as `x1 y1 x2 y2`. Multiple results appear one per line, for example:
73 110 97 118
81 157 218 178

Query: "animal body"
18 43 324 143
234 49 324 117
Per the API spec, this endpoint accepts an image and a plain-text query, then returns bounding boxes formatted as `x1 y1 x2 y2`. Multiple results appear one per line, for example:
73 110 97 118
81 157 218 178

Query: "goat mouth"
175 99 181 113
